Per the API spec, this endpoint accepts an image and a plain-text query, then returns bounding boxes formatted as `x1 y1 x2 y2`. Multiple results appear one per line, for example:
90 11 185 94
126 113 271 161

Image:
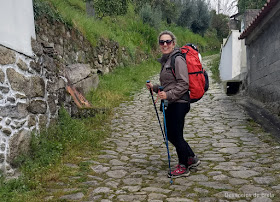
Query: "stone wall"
245 11 280 116
0 15 147 175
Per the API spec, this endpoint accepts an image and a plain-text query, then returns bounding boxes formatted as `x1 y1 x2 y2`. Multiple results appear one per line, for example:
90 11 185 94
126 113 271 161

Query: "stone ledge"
236 95 280 141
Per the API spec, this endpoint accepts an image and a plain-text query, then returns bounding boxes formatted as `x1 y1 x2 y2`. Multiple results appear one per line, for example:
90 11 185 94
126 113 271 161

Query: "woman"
146 30 200 178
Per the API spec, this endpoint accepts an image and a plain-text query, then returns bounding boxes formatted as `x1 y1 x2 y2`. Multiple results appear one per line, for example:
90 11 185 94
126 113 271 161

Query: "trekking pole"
159 86 173 184
146 80 166 142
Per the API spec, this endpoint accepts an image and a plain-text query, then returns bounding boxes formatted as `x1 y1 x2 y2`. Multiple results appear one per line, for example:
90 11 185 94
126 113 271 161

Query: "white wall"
219 30 246 81
219 32 233 81
231 31 242 79
0 0 36 57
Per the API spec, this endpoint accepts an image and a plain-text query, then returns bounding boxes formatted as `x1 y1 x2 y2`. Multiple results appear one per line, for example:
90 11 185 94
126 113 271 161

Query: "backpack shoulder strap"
170 52 185 78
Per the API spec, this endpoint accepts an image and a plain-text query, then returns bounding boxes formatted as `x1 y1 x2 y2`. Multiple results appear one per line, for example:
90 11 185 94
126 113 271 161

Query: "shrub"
139 3 162 30
93 0 128 17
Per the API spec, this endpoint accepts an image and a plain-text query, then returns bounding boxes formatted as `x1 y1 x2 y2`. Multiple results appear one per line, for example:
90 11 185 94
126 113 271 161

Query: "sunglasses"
159 39 173 46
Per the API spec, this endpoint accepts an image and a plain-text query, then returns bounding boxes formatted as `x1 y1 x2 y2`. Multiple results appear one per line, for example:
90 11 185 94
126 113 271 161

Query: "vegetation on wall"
238 0 267 13
209 10 229 41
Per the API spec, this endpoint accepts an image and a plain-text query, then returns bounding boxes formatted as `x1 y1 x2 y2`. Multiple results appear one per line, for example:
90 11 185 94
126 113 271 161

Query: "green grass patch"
0 107 109 201
209 54 221 83
88 59 160 108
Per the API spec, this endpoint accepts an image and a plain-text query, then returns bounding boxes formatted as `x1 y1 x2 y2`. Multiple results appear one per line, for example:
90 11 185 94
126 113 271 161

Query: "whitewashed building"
219 10 260 94
0 0 36 57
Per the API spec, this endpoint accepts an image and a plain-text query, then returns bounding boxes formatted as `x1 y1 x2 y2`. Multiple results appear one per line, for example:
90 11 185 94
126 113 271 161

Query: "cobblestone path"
55 56 280 202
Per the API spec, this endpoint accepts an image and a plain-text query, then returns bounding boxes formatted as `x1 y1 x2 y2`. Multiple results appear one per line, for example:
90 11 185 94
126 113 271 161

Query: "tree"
238 0 267 13
209 10 229 40
133 0 178 24
175 0 210 35
86 0 95 17
151 0 178 24
190 0 210 35
132 0 152 11
209 0 240 16
139 3 162 29
176 0 195 28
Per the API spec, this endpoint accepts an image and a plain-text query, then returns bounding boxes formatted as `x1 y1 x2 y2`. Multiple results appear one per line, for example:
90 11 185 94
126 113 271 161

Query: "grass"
88 59 160 108
209 54 221 83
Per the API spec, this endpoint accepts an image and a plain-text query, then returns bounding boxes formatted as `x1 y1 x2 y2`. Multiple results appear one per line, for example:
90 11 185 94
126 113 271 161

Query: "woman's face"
159 34 175 55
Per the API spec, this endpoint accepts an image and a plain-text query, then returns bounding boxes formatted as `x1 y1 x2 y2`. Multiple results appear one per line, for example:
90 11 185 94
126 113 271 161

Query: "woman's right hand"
146 82 153 91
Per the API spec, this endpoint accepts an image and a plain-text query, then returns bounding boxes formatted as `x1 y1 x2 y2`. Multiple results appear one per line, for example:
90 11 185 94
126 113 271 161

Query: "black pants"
165 102 194 166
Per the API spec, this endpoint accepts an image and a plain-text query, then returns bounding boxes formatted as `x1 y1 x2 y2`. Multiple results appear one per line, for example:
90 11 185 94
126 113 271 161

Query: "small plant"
210 54 221 83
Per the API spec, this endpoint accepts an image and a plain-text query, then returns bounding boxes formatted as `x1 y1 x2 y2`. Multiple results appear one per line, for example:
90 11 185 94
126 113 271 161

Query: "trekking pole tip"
170 179 173 184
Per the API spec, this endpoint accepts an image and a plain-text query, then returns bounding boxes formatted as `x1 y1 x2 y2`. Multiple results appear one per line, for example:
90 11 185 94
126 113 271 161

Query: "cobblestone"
48 56 280 201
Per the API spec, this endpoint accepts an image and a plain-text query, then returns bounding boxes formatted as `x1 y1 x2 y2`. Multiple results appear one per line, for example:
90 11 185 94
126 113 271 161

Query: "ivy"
33 0 62 22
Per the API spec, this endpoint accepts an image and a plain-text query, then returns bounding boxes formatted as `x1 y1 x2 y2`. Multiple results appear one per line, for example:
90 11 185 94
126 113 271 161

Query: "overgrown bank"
37 0 220 57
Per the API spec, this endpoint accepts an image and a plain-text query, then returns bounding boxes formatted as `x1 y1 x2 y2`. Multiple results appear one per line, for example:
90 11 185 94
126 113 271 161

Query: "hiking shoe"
167 164 190 178
187 155 201 168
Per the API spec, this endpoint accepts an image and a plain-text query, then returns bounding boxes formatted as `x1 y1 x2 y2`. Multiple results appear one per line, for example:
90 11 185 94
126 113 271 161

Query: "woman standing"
146 30 200 178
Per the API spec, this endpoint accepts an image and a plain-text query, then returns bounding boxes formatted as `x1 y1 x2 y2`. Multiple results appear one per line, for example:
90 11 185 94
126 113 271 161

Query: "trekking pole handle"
146 80 153 94
159 86 164 92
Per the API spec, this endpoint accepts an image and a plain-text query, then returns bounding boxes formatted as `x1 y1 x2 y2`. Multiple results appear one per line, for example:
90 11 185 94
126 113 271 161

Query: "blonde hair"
158 30 177 45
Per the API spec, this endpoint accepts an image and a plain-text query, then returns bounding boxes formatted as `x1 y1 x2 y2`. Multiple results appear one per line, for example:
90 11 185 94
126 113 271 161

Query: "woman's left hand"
158 91 167 100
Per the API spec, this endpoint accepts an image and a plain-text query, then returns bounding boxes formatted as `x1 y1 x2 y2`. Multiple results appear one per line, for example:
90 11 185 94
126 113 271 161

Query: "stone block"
28 115 36 127
0 69 5 84
7 68 30 94
31 38 44 56
16 59 29 71
27 100 47 114
0 153 4 163
29 60 41 73
38 114 48 130
30 76 45 98
73 74 99 95
66 63 92 83
0 103 28 119
0 143 5 152
7 68 45 98
0 86 9 94
7 129 31 164
2 128 12 136
0 46 16 65
47 94 57 115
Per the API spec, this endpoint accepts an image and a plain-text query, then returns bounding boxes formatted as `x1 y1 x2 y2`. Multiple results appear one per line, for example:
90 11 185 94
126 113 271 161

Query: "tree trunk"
86 1 95 17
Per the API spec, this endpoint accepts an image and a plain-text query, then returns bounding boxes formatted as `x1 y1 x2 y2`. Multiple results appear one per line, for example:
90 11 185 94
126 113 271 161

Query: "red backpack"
171 44 209 103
